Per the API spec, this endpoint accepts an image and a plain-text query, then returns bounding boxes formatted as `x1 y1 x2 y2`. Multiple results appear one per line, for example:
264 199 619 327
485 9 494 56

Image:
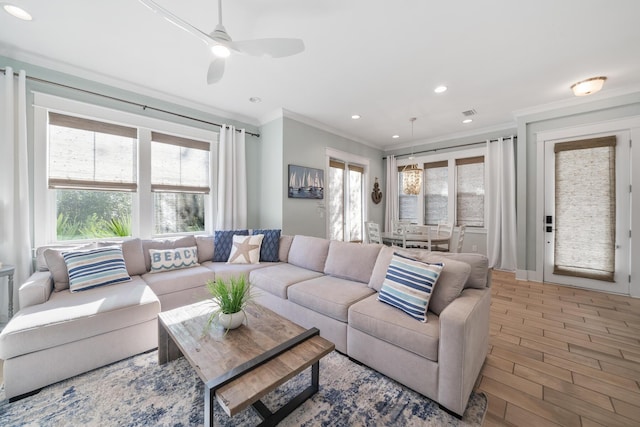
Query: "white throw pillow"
227 234 264 264
149 246 199 273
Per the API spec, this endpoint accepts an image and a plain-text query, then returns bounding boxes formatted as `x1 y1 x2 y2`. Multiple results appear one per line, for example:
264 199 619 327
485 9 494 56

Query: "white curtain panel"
487 136 517 270
384 155 398 232
0 68 32 321
215 124 247 230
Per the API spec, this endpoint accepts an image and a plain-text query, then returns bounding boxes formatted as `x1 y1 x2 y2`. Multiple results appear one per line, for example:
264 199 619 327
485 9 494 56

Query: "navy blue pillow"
213 230 249 262
252 229 281 262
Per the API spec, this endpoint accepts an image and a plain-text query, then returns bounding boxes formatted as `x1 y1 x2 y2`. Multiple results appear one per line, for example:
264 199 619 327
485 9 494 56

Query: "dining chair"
402 224 432 251
455 224 466 253
392 220 410 234
365 221 382 244
434 222 454 251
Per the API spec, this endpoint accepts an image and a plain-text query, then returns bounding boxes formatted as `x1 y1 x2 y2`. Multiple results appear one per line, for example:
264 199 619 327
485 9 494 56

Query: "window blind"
424 161 448 225
48 112 138 191
151 132 210 194
456 156 484 226
554 136 616 281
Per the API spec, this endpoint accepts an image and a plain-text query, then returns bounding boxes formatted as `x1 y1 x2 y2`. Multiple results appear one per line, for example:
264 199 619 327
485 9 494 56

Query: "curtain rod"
383 136 516 159
0 67 260 138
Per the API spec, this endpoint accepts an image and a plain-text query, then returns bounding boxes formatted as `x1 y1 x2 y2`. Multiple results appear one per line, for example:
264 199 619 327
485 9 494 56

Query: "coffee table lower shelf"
206 328 328 427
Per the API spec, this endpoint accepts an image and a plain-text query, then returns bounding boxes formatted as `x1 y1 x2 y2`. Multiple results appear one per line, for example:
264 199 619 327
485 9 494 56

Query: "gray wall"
278 116 385 237
256 119 284 229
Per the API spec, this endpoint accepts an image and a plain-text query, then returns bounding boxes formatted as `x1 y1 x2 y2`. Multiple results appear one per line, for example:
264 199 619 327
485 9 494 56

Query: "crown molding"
384 121 516 152
513 84 640 119
0 46 261 128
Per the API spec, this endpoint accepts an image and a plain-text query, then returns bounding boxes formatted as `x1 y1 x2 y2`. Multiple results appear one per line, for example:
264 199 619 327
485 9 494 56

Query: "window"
34 94 216 244
398 169 419 223
456 156 484 227
396 148 485 228
48 113 137 240
151 132 209 234
423 161 448 225
327 149 368 242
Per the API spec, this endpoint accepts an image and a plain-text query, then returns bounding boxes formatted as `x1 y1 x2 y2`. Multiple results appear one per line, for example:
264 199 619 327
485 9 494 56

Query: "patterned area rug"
0 350 486 426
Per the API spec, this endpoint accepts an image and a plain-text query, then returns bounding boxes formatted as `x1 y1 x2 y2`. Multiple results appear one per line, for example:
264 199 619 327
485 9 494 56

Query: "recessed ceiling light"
462 119 473 124
2 3 32 20
249 97 261 103
434 85 447 94
392 135 400 139
351 114 361 120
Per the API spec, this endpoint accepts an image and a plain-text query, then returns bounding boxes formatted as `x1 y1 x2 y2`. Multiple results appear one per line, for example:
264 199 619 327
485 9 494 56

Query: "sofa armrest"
18 271 54 310
437 287 491 416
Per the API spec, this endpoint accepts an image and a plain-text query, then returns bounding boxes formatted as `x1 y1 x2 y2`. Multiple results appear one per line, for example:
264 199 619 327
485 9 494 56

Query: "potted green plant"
204 275 252 332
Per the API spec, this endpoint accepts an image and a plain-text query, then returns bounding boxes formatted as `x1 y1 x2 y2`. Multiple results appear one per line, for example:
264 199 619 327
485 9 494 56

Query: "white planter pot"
218 311 245 330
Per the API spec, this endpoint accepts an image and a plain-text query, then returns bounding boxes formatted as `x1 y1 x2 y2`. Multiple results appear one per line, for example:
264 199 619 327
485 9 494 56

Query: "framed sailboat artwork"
288 164 324 199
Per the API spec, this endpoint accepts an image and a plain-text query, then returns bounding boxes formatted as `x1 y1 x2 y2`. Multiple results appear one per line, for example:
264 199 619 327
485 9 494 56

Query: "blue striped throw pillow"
378 253 443 322
63 247 131 293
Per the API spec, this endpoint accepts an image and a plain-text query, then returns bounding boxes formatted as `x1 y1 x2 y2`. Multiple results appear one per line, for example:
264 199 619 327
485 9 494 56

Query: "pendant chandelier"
401 117 422 195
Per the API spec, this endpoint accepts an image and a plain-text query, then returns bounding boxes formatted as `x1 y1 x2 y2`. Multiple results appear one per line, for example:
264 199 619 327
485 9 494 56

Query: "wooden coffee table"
157 301 335 427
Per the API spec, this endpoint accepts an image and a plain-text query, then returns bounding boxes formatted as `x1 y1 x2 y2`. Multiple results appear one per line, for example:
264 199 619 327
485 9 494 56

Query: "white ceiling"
1 0 640 149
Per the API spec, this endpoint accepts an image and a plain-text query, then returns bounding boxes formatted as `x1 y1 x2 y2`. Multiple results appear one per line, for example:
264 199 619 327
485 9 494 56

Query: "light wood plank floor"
479 270 640 427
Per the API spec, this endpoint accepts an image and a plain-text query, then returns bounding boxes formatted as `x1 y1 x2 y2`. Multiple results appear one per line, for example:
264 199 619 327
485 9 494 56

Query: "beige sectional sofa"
0 233 490 417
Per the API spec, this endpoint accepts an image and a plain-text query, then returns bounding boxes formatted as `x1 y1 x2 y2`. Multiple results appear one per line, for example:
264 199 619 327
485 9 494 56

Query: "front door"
543 130 630 294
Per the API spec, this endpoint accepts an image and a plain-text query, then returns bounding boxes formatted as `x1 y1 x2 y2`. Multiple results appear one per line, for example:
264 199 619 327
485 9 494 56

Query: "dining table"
380 229 452 249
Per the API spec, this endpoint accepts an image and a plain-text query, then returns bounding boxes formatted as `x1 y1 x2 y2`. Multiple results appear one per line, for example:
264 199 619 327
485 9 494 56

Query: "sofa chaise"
0 232 490 416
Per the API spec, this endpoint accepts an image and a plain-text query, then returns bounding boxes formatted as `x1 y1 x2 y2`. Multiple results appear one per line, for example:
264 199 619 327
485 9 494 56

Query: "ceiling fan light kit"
138 0 304 84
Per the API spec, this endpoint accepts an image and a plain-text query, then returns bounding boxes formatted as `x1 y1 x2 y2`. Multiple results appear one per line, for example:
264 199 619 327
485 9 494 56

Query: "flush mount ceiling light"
392 134 400 139
2 3 32 20
434 85 447 94
462 119 473 124
571 76 607 96
351 114 361 120
248 97 261 103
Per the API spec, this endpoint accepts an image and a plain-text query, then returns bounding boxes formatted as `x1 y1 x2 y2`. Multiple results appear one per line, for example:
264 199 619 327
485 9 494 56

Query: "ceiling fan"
138 0 305 84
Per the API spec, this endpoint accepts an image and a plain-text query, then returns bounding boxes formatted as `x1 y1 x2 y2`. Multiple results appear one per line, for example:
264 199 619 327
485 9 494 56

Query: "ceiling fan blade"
207 58 226 84
230 38 305 58
138 0 213 47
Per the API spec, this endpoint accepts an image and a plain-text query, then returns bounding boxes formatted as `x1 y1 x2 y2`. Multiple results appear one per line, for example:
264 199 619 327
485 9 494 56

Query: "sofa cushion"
287 276 375 322
423 252 489 289
249 263 324 299
98 238 147 276
427 258 471 315
213 230 249 262
348 294 440 361
227 234 264 264
203 261 274 283
278 235 294 263
43 243 96 292
63 246 132 293
252 229 281 262
378 253 443 322
195 235 215 264
368 245 395 292
149 246 199 273
141 265 215 298
0 277 159 360
287 235 330 273
142 236 197 272
324 241 382 283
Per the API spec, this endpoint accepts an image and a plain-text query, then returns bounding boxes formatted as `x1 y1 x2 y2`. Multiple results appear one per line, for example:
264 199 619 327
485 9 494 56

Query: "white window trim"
396 146 487 232
33 92 218 246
